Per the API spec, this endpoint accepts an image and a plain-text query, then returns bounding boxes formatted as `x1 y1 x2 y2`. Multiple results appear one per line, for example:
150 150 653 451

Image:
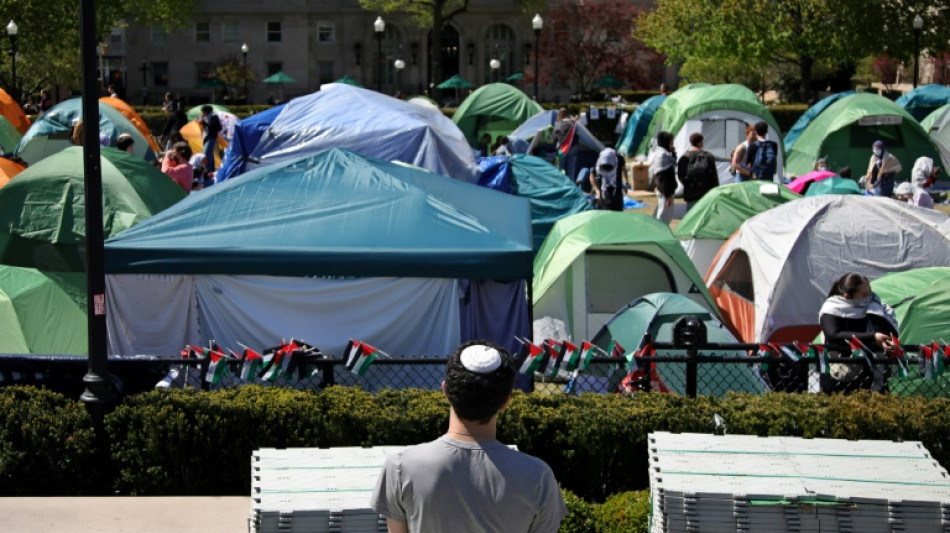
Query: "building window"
484 24 516 82
318 61 334 84
151 26 167 46
266 62 283 77
223 21 240 43
267 21 282 43
195 22 210 43
317 21 334 44
377 26 403 86
151 62 169 86
195 61 214 85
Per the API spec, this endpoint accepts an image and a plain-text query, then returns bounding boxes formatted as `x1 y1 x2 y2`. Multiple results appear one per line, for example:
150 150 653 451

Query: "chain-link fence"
1 342 947 398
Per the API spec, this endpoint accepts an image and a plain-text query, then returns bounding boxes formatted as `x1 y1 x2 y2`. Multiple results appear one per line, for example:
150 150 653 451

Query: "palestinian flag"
205 347 230 384
180 345 203 359
932 341 946 377
557 122 576 156
346 340 379 377
891 336 909 378
773 343 802 363
547 340 566 378
807 344 829 375
578 341 600 372
559 341 582 374
849 336 875 368
919 344 935 379
261 345 285 382
756 344 777 371
236 347 264 381
278 340 300 379
607 340 626 360
517 341 547 376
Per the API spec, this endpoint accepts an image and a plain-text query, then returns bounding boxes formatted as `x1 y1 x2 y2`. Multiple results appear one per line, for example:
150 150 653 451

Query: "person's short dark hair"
657 131 674 151
837 166 851 178
689 132 704 147
444 340 516 424
754 121 768 136
201 105 213 114
172 141 192 161
827 272 869 299
116 133 135 152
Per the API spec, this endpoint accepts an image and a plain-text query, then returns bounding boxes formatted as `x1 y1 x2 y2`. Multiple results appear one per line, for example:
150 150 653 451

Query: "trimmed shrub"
592 490 651 533
559 488 595 533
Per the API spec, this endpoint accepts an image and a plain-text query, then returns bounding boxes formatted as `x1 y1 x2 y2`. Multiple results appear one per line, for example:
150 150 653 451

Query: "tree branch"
445 0 469 22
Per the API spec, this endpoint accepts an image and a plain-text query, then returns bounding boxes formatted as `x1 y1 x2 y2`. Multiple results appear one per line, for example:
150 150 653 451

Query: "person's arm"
386 519 409 533
677 155 688 183
659 167 676 201
820 314 889 350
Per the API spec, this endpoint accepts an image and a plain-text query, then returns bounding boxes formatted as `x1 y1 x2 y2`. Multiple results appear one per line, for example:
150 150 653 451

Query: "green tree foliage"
214 57 257 99
0 0 198 100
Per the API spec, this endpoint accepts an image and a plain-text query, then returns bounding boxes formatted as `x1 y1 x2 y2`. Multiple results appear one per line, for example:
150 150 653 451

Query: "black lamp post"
913 14 923 89
532 14 542 100
6 20 17 103
394 59 405 95
241 42 249 103
374 16 385 92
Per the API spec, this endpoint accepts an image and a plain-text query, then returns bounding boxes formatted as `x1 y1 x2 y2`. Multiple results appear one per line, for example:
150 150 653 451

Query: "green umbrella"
186 104 233 121
0 265 88 354
264 71 297 84
436 74 475 90
594 74 625 89
0 146 186 271
198 77 229 89
505 72 524 83
804 176 862 196
334 76 364 87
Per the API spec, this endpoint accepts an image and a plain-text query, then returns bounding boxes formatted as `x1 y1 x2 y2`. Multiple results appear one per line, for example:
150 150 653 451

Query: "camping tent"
452 83 543 147
639 84 785 184
0 266 87 355
248 84 479 182
185 105 238 141
0 146 186 271
783 91 855 153
0 115 22 154
871 267 950 345
0 88 30 134
507 110 605 183
100 96 161 152
0 156 24 188
919 103 950 153
533 211 717 342
784 93 948 178
615 95 666 156
786 170 836 194
477 154 592 252
104 148 532 388
673 182 801 276
14 98 156 165
705 195 950 344
895 84 950 122
588 293 767 396
803 176 862 197
216 104 286 181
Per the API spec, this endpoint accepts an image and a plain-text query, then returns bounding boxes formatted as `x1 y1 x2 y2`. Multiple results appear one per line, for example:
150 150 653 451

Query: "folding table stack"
648 432 950 533
249 446 405 533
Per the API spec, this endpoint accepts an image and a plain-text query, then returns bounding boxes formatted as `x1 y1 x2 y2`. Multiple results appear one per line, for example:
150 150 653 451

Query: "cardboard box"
631 163 650 191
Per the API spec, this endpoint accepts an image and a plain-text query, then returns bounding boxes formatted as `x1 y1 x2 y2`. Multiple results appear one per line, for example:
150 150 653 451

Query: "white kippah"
459 344 502 374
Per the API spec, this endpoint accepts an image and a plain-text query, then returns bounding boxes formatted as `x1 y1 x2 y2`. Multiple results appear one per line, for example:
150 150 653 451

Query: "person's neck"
445 410 497 442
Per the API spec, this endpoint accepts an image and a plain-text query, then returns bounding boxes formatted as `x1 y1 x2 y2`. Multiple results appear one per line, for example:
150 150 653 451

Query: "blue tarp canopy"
248 84 478 181
216 104 285 181
616 95 666 156
783 91 855 153
895 84 950 122
477 154 592 252
105 148 532 280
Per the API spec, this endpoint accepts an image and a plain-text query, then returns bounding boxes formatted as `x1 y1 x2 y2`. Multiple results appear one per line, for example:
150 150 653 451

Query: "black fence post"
685 347 698 398
673 315 707 399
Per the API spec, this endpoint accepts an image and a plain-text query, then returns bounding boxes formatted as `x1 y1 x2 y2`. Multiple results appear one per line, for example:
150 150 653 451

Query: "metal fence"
0 342 947 399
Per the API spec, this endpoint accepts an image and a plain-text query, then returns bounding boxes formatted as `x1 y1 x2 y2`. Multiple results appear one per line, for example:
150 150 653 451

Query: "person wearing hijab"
589 147 625 211
864 140 901 196
909 156 937 208
649 131 677 224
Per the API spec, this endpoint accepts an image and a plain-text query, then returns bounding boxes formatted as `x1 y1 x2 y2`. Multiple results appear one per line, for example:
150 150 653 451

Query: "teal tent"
589 293 767 396
0 146 186 271
616 94 665 156
783 91 855 153
0 266 87 355
14 98 156 165
453 83 543 147
0 115 22 154
803 176 862 196
895 84 950 121
920 103 950 151
785 93 946 177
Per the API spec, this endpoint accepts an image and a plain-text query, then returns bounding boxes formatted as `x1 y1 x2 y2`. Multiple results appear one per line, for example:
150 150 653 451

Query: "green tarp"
785 93 943 177
0 146 186 271
106 148 533 280
453 83 543 147
0 266 87 355
674 181 801 241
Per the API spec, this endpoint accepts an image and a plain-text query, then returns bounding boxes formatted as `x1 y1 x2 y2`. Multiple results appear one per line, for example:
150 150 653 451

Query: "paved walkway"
0 497 250 533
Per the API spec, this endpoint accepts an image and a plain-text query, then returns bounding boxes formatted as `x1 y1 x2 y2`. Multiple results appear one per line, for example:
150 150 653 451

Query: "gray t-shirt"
371 436 567 533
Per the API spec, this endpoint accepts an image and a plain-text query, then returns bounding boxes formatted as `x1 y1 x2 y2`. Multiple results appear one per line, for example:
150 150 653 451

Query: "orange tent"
0 89 30 134
0 157 25 189
179 120 228 167
100 96 160 152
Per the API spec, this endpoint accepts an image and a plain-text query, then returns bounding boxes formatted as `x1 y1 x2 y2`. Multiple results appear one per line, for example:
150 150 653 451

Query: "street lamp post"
241 42 249 103
374 16 385 92
6 20 17 103
394 59 405 95
489 58 500 83
913 14 923 89
532 14 542 101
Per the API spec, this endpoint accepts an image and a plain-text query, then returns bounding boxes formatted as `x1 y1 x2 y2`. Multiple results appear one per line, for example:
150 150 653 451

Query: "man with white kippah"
371 340 567 533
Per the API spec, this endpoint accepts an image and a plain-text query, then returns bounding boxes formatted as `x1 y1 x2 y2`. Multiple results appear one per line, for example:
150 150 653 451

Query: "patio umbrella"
437 74 476 104
594 74 625 90
198 77 229 104
0 265 88 354
506 72 524 83
334 76 364 87
264 71 297 102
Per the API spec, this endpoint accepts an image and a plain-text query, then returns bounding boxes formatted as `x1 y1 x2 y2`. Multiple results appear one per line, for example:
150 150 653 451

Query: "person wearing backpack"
745 121 779 181
199 105 222 175
676 133 718 211
649 131 677 224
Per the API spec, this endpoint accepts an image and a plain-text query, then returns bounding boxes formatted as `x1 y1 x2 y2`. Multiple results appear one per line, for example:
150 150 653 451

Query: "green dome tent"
0 146 186 271
0 266 87 355
920 103 950 153
803 176 862 197
785 93 947 178
588 292 767 396
533 211 717 342
673 181 801 275
453 83 543 147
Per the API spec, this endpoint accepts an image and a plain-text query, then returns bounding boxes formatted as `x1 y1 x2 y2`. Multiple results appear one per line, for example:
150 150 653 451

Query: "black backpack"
752 139 778 181
686 151 712 186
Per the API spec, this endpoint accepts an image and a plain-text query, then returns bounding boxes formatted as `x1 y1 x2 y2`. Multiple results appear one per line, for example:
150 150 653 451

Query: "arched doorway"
427 25 459 90
484 24 516 83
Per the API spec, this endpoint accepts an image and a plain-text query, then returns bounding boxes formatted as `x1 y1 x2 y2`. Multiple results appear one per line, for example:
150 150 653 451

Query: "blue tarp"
783 91 855 153
477 154 592 252
105 148 532 280
896 84 950 122
248 84 479 182
216 104 285 181
616 95 666 156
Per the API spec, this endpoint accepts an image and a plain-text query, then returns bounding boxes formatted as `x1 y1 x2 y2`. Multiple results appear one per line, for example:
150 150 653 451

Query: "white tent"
705 195 950 343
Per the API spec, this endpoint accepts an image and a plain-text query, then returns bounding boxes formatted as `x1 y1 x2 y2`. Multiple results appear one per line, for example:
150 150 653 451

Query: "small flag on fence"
344 340 385 377
756 343 777 371
806 344 829 375
932 341 945 378
517 340 547 376
773 343 802 363
234 346 264 381
607 340 626 360
205 345 231 384
578 341 601 372
891 336 909 378
559 340 582 374
546 340 567 378
849 336 875 369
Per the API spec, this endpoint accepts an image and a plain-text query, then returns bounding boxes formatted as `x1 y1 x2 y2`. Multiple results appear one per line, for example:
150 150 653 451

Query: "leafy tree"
214 57 257 99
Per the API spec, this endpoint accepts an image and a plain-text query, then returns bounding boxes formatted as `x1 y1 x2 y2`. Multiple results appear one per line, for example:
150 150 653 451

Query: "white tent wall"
672 110 784 185
106 274 201 357
681 238 727 279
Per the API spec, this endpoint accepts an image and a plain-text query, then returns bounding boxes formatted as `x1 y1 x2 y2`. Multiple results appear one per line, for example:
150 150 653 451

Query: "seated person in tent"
589 148 626 211
864 140 901 197
818 272 899 394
